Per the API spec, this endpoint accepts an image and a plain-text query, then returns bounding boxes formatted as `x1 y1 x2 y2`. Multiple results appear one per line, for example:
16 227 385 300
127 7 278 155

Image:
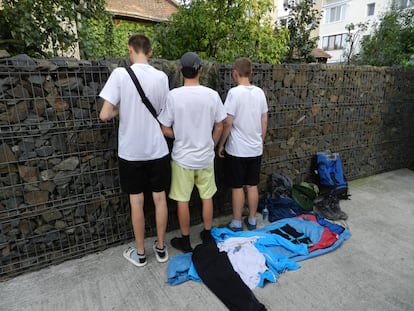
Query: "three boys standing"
99 34 268 265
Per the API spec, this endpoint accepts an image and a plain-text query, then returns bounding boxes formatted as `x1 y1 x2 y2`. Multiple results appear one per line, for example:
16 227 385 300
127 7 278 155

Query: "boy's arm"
261 112 268 142
161 125 175 139
212 120 224 148
99 100 119 122
217 115 233 158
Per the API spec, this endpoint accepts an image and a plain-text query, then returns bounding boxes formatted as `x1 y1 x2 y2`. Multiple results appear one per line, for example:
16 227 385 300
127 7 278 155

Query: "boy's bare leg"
201 198 214 230
246 185 259 217
152 191 168 249
177 201 190 235
130 193 145 254
232 187 245 221
170 201 193 252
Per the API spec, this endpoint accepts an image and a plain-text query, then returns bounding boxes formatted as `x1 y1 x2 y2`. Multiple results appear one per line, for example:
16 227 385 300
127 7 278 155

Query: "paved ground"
1 169 413 311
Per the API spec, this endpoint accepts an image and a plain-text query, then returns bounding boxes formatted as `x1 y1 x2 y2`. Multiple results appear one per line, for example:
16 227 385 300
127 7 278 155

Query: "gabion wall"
218 64 414 189
0 55 413 280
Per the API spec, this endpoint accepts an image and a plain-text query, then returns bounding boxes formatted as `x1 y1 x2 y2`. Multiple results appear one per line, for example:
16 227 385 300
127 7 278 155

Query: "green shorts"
169 161 217 202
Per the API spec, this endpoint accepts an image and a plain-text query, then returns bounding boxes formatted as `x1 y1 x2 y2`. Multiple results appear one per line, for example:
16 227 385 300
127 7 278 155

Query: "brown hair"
233 57 252 78
128 34 152 55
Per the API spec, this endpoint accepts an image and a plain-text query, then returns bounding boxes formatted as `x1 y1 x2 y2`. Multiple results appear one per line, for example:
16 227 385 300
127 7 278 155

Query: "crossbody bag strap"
125 66 159 122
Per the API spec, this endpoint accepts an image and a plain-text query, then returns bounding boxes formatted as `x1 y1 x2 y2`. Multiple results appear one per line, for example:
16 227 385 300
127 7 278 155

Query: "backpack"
291 182 319 211
266 173 293 199
315 152 349 200
258 196 304 222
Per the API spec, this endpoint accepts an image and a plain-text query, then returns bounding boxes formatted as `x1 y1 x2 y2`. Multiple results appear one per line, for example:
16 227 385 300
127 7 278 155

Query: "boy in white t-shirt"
99 34 170 267
158 52 226 252
217 57 268 231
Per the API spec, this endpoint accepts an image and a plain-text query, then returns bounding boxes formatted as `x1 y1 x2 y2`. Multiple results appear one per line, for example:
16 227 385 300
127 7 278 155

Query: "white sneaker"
122 247 147 267
153 241 169 263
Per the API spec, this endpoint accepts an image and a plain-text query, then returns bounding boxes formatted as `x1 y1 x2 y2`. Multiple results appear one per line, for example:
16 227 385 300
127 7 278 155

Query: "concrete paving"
0 169 413 311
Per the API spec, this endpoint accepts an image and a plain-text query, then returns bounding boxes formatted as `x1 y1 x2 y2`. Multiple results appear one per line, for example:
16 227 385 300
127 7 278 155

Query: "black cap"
180 52 203 78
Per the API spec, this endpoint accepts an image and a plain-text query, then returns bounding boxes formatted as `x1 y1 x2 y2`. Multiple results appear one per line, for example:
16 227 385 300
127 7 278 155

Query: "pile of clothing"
167 214 351 311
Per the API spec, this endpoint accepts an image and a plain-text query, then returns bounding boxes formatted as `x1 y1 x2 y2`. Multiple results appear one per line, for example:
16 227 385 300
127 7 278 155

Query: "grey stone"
35 59 58 71
72 108 89 119
24 191 49 205
8 54 37 71
18 139 35 153
55 220 66 230
41 209 63 223
40 169 55 181
35 146 54 157
53 157 79 171
55 77 83 90
28 75 45 85
2 197 23 210
49 57 79 69
53 171 73 186
34 224 54 235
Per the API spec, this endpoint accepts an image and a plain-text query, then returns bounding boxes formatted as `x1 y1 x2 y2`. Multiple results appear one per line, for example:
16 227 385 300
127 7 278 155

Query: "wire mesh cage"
1 56 413 280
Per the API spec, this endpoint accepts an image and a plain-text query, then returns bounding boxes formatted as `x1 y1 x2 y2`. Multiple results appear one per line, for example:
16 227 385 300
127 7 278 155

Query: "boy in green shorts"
159 52 226 252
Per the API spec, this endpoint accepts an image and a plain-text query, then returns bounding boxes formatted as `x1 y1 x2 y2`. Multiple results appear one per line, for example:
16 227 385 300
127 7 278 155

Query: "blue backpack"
259 196 304 222
315 152 350 200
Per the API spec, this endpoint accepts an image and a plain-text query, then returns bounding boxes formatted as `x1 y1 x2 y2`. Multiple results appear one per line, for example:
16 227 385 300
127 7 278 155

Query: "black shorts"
118 155 171 194
224 152 262 188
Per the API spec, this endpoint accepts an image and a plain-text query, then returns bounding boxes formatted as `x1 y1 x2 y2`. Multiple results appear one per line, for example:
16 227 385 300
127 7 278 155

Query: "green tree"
358 7 414 67
154 0 288 63
282 0 322 63
76 15 114 60
111 22 158 58
77 19 159 60
0 0 110 57
343 22 368 65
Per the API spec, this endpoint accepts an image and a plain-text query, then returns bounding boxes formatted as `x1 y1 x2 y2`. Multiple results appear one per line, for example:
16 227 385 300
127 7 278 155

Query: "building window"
324 4 347 23
367 3 375 16
395 0 413 9
322 33 347 50
323 0 346 5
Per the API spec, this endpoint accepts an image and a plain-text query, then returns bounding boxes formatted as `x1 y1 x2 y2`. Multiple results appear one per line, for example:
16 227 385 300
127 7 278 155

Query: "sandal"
153 241 169 263
122 247 147 267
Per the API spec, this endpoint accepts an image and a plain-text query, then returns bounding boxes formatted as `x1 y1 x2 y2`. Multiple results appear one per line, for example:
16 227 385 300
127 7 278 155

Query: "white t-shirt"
158 85 226 169
99 63 169 161
224 85 268 157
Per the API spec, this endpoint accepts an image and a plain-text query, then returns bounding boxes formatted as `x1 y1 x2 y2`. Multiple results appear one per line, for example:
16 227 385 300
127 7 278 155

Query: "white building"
319 0 391 63
275 0 413 64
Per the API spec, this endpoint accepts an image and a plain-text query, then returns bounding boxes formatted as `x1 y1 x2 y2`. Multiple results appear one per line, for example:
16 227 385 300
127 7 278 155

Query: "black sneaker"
170 237 193 253
200 229 214 243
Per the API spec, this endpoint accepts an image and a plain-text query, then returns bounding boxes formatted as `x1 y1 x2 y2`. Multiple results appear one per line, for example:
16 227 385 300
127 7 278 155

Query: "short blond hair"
233 58 252 78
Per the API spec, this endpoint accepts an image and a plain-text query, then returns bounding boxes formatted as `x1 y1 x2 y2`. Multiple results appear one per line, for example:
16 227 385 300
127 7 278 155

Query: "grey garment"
267 172 293 199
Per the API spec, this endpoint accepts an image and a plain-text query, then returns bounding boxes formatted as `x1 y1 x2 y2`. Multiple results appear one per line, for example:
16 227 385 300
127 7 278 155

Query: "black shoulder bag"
125 66 173 152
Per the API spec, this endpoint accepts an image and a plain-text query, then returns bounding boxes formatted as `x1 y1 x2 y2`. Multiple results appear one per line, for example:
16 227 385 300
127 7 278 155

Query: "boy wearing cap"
99 34 170 266
217 57 268 231
158 52 226 252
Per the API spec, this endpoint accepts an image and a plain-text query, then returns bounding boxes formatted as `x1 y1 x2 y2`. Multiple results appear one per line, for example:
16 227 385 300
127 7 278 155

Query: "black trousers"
192 238 266 311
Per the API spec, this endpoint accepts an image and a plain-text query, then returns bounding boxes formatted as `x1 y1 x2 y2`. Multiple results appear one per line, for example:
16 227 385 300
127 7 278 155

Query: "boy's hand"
217 145 225 158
